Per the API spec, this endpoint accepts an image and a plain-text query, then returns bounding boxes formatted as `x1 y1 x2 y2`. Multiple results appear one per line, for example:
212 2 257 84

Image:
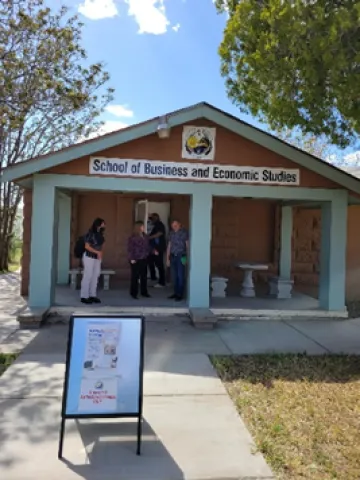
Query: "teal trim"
37 174 345 202
57 193 71 284
29 177 58 308
188 192 213 308
1 107 203 183
206 108 360 195
279 206 293 279
319 192 348 311
2 101 360 196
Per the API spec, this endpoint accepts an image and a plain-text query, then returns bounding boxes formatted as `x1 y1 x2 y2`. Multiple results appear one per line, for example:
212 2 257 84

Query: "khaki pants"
80 254 101 298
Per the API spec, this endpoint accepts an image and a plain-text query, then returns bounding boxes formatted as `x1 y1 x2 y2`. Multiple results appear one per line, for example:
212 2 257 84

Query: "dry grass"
0 353 18 377
212 354 360 480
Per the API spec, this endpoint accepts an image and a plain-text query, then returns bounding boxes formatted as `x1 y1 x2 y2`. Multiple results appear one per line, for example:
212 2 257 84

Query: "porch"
50 283 346 319
23 174 349 318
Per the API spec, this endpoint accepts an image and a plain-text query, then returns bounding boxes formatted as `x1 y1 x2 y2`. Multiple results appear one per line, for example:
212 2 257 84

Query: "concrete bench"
268 276 294 299
210 276 228 298
69 269 116 291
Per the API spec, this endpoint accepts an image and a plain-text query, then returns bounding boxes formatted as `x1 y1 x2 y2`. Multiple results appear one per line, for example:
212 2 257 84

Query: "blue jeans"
170 254 186 298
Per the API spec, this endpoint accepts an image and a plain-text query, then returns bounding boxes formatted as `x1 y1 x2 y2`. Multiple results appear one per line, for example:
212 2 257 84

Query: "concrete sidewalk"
1 273 360 479
1 319 360 480
0 322 274 480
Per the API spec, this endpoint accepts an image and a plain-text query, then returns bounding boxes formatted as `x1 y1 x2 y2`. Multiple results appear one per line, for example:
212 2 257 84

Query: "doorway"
135 199 171 284
134 199 171 234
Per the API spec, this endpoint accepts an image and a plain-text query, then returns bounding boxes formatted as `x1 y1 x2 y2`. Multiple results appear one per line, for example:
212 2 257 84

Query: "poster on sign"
58 315 145 459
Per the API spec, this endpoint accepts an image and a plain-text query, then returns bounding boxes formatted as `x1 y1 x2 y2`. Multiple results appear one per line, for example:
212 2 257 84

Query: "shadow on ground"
61 419 184 480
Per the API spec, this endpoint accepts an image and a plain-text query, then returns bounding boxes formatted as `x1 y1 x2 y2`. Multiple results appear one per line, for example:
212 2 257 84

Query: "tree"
275 128 335 161
0 0 114 272
215 0 360 148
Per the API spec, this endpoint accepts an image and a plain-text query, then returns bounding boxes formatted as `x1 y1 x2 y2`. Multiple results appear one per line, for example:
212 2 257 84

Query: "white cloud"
78 0 118 20
172 23 181 32
125 0 170 34
105 104 134 118
343 151 360 165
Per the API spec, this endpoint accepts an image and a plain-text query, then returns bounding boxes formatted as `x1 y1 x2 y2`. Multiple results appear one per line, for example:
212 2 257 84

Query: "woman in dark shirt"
80 217 105 304
127 221 151 299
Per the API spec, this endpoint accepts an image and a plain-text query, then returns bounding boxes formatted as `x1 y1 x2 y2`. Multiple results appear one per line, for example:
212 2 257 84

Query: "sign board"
89 157 300 186
181 126 216 161
58 315 145 459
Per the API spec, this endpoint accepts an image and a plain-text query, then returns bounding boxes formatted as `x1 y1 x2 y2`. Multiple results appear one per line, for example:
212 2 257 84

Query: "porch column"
57 193 71 284
319 193 348 311
188 191 213 309
279 206 293 279
29 176 58 308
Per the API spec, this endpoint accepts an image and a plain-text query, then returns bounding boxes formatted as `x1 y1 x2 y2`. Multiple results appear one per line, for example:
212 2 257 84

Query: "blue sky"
48 0 263 131
49 0 358 161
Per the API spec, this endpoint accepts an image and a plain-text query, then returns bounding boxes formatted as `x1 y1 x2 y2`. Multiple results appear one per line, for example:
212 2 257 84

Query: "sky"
47 0 358 163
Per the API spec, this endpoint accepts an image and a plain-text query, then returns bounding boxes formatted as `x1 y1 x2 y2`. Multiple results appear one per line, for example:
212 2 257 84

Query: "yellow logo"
184 128 213 158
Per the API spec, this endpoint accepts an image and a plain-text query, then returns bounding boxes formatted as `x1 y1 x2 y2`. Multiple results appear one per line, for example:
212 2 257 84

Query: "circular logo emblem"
184 128 213 158
94 380 103 389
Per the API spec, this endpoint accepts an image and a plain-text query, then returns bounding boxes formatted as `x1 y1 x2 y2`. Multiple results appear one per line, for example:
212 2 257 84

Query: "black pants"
148 252 166 286
130 259 148 297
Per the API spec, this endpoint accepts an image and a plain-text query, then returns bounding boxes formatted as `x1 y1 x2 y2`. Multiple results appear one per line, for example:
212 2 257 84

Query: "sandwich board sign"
58 314 145 459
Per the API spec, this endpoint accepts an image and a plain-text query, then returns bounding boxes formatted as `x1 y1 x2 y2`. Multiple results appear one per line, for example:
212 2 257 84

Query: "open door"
135 200 149 232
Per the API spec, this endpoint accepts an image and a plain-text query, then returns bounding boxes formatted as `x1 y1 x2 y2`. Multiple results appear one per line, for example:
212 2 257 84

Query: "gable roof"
2 101 360 195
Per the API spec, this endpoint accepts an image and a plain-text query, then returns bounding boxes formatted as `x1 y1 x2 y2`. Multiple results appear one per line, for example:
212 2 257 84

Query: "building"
2 102 360 323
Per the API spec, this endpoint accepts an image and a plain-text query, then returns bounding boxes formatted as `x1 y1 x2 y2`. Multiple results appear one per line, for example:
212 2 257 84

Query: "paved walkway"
0 322 274 480
1 272 360 479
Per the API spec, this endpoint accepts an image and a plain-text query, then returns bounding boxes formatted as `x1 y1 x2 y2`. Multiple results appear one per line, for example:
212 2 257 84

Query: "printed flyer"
78 323 121 413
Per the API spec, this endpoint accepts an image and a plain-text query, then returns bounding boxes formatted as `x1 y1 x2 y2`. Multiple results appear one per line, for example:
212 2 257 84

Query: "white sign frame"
58 314 145 459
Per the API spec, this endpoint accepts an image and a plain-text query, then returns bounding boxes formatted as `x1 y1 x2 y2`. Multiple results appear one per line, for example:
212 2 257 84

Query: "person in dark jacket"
80 217 105 304
127 221 151 299
148 213 166 287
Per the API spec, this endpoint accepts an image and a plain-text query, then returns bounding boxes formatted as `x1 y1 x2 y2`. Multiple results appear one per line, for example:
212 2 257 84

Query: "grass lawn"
0 353 18 377
212 354 360 480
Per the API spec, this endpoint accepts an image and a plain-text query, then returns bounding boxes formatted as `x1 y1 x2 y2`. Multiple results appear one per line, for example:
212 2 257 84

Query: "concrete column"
57 193 71 284
319 193 348 311
188 191 213 309
279 205 293 279
29 176 58 308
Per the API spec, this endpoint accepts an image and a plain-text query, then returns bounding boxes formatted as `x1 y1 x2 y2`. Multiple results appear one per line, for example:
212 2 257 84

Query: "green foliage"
0 0 114 154
0 0 114 272
215 0 360 148
0 354 18 376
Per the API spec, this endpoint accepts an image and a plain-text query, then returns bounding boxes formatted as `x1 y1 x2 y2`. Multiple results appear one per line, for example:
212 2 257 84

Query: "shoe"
168 294 177 299
89 297 101 304
142 293 151 298
131 294 138 300
81 298 92 304
153 283 165 288
175 296 183 302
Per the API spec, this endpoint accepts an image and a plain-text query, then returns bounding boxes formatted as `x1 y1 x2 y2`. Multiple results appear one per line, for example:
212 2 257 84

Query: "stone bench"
69 269 116 291
210 276 228 298
268 276 294 299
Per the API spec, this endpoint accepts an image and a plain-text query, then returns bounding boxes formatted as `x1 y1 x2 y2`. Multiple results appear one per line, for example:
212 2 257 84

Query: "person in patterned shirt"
166 219 189 301
127 221 152 299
